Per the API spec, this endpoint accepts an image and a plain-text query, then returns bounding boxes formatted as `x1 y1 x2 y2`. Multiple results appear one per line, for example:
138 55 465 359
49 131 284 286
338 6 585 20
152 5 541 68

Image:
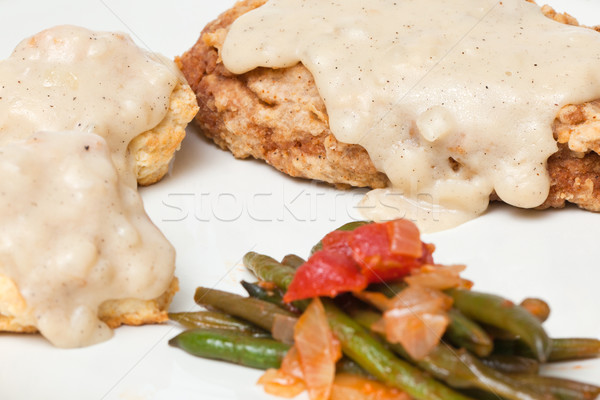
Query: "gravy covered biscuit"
0 132 177 348
0 25 198 186
180 0 600 231
0 26 198 347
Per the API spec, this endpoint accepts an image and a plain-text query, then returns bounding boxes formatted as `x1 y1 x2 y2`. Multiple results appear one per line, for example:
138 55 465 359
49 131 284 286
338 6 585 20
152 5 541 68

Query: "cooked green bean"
169 311 268 335
548 338 600 362
519 298 551 323
280 254 306 269
348 306 547 400
241 280 300 314
169 328 289 370
493 338 529 356
445 308 494 358
194 287 296 332
321 299 474 400
335 357 372 377
458 389 511 400
310 220 371 254
494 338 600 362
368 281 408 298
484 324 521 341
243 252 312 311
480 355 539 375
508 374 600 400
447 289 551 362
240 280 282 303
243 252 296 290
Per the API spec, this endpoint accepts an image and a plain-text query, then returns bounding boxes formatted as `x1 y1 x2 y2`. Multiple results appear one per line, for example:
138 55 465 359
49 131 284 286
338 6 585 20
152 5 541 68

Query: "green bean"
240 280 282 303
243 252 311 310
241 280 301 314
447 289 551 362
493 338 529 356
548 338 600 362
321 299 474 400
484 324 521 341
519 298 551 323
243 252 296 290
508 374 600 400
368 281 408 298
169 328 289 370
480 355 539 375
280 254 306 269
445 309 494 358
194 287 296 333
458 389 511 400
169 311 268 336
348 306 549 400
335 357 372 378
310 220 371 254
494 338 600 362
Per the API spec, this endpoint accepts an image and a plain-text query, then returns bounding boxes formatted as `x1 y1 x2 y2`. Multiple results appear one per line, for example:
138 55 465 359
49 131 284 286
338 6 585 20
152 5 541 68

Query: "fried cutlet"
178 0 600 211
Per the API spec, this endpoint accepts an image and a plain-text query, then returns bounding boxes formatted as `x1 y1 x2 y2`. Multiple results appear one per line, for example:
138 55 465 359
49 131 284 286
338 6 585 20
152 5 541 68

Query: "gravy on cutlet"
222 0 600 231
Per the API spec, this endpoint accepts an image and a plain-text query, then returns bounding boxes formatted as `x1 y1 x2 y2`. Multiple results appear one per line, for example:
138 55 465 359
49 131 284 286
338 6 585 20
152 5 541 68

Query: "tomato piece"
321 230 353 255
283 250 368 302
386 219 423 257
420 243 435 265
285 219 435 302
348 223 425 283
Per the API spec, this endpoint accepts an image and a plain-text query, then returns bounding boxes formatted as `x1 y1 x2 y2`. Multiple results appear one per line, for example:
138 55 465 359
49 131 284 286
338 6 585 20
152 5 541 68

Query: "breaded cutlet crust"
177 0 388 189
179 0 600 210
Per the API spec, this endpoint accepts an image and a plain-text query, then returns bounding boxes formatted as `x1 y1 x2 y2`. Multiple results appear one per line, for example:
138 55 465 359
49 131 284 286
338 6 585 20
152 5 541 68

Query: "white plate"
1 1 599 399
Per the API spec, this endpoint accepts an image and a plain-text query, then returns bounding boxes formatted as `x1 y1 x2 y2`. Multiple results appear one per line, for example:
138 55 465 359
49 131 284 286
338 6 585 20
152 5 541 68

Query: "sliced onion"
330 373 411 400
424 264 466 274
295 298 340 400
280 346 304 380
257 368 306 398
405 264 472 290
388 285 453 310
370 316 387 335
386 219 423 258
382 307 450 360
354 291 394 311
272 314 298 345
371 286 452 360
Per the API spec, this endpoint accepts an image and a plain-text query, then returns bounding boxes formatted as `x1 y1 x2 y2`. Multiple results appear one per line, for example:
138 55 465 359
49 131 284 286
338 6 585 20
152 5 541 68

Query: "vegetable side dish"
169 220 600 400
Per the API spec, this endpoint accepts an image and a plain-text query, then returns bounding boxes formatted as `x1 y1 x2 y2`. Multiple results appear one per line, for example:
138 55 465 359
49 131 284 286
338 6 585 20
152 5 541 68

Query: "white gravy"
0 132 175 348
0 25 180 186
0 26 179 347
222 0 600 231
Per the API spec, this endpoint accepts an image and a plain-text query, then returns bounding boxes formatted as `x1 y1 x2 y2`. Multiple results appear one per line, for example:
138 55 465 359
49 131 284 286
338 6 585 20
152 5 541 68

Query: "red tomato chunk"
284 220 434 302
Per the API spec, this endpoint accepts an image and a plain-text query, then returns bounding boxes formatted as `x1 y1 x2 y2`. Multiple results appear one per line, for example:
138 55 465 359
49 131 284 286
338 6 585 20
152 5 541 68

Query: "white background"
0 1 599 399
